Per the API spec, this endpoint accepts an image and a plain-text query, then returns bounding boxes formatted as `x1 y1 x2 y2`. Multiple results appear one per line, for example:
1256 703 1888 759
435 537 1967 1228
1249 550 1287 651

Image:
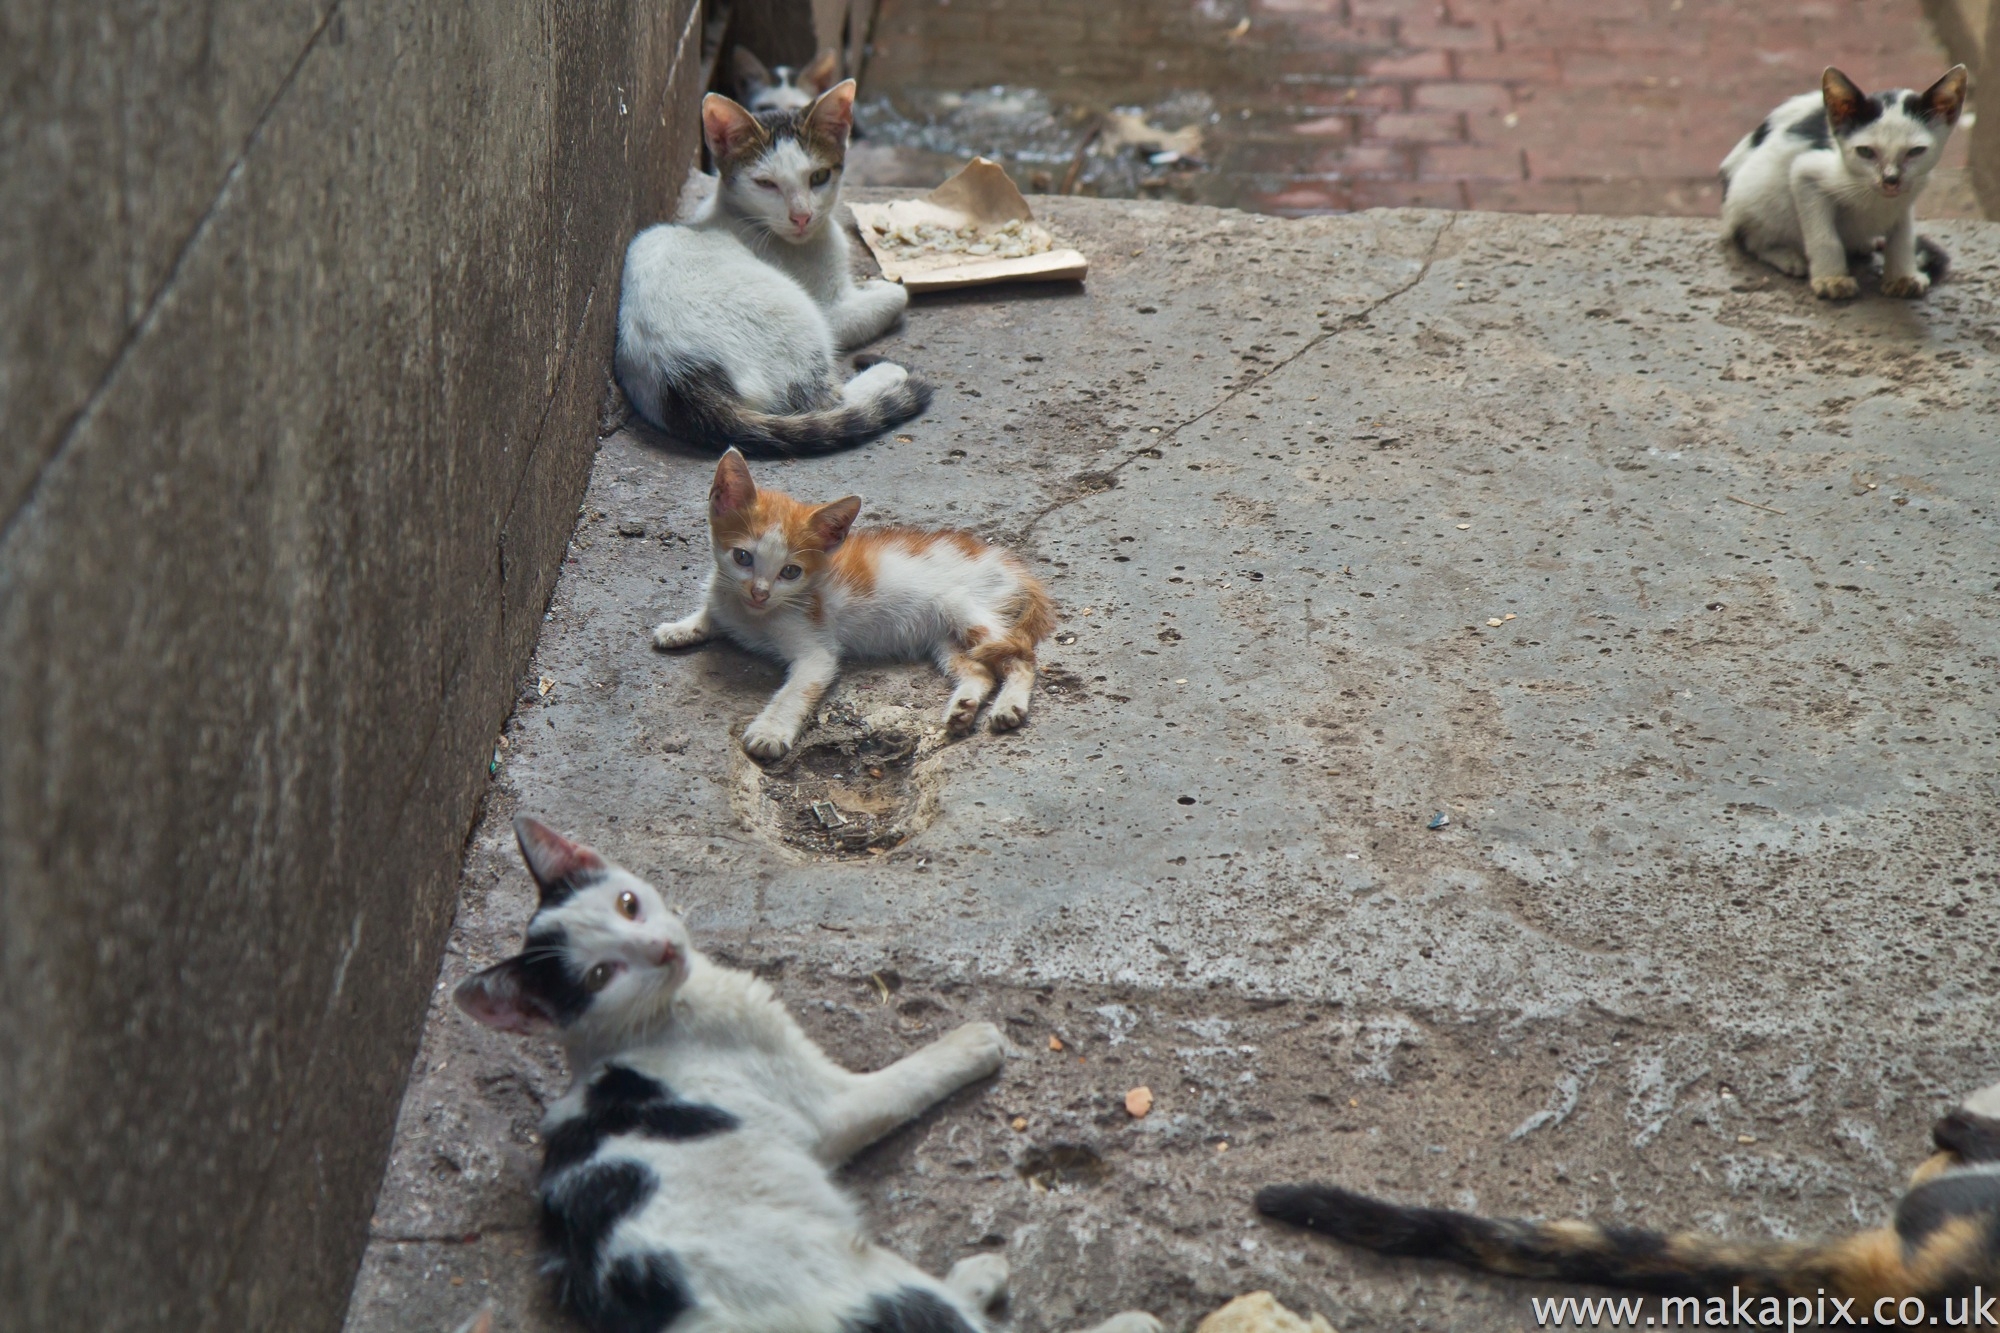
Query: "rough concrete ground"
344 198 2000 1333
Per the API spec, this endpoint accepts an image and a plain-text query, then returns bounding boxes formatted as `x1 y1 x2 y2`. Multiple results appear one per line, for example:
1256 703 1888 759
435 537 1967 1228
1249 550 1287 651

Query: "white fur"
467 851 1156 1333
615 115 910 431
656 528 1043 759
1720 81 1957 300
1964 1081 2000 1120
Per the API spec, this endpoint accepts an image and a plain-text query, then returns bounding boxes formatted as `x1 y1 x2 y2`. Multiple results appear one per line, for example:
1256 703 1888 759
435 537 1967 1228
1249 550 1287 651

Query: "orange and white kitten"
652 450 1055 759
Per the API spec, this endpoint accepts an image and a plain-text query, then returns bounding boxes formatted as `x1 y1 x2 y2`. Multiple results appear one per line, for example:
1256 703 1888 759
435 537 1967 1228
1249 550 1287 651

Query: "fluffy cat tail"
1916 236 1949 283
657 359 933 458
1254 1184 1866 1299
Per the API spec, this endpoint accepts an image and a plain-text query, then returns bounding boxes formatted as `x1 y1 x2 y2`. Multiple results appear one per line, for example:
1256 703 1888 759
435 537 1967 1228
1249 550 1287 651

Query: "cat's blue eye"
809 168 832 187
780 564 803 580
583 962 617 992
732 548 754 568
1855 146 1877 159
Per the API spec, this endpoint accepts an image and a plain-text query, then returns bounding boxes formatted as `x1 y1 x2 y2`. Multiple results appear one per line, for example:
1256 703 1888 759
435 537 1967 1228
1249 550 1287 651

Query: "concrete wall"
0 2 703 1329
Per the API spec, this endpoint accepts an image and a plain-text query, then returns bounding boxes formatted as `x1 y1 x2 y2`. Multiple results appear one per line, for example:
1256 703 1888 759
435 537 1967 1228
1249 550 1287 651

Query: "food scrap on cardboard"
849 158 1088 293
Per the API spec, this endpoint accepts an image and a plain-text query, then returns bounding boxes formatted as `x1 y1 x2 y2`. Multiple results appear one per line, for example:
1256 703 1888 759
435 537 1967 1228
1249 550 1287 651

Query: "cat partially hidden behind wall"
457 816 1162 1333
615 80 928 456
734 47 842 113
1720 65 1967 300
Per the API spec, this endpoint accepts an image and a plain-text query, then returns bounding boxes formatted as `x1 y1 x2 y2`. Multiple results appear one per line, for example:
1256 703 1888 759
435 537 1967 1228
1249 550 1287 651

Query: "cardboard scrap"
1195 1293 1338 1333
850 158 1088 293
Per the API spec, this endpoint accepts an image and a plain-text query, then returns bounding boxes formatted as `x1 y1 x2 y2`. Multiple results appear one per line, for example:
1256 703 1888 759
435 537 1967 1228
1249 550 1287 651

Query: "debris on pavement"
1125 1086 1153 1118
810 800 849 829
1426 811 1449 830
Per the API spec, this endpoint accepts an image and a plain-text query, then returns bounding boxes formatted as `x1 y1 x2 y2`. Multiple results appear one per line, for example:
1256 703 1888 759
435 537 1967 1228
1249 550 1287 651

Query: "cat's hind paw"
1756 247 1810 277
986 698 1029 732
945 691 984 737
741 719 797 761
1812 273 1860 300
945 1253 1010 1311
1881 272 1930 299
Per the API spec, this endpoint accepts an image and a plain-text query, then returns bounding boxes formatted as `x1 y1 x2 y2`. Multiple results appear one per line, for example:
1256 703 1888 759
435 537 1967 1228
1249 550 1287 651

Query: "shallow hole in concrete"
738 704 947 860
1017 1142 1109 1191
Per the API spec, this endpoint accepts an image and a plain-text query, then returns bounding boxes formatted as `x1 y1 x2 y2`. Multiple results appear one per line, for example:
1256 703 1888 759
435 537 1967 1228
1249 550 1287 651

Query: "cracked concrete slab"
344 198 2000 1333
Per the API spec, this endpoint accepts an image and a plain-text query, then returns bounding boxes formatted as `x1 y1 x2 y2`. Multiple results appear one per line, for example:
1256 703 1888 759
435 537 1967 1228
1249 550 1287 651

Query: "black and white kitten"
457 817 1163 1333
1721 65 1967 300
615 81 929 456
734 47 841 113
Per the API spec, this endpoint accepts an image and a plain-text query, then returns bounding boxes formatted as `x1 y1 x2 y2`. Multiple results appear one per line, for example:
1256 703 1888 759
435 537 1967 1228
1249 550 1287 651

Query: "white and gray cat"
734 47 841 113
457 817 1163 1333
615 80 928 456
1721 65 1967 300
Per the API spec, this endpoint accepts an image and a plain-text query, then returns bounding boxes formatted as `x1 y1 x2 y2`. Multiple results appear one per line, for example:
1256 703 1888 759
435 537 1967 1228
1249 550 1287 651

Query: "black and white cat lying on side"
457 817 1163 1333
1721 65 1967 300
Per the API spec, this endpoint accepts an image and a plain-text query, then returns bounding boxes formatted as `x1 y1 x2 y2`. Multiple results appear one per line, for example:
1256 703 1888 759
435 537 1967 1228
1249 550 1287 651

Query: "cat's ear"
1917 65 1969 126
1821 67 1868 133
732 47 774 97
800 49 841 95
710 448 758 517
454 958 557 1034
804 79 858 144
807 495 862 551
703 92 766 164
514 815 605 905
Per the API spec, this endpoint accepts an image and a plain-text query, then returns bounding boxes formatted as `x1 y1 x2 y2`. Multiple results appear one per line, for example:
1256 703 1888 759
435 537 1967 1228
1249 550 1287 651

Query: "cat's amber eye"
732 548 754 568
1855 146 1877 159
583 962 616 992
617 890 640 920
780 564 803 580
809 167 832 187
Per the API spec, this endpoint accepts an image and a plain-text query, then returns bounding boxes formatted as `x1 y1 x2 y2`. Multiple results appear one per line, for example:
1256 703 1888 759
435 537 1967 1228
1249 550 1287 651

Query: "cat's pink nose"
789 210 812 229
657 941 679 967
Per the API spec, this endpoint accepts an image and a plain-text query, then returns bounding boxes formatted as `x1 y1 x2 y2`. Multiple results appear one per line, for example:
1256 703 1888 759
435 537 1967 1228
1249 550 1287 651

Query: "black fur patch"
543 1160 658 1293
1750 118 1771 147
1787 109 1831 148
1895 1172 2000 1248
844 1287 981 1333
584 1252 696 1333
1935 1111 2000 1164
542 1064 739 1176
514 925 595 1027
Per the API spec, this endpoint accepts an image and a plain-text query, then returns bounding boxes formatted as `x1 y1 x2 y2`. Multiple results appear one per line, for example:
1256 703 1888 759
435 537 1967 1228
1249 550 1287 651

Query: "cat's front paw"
1881 272 1930 299
741 718 797 761
943 1021 1007 1078
1812 273 1860 300
652 618 709 651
